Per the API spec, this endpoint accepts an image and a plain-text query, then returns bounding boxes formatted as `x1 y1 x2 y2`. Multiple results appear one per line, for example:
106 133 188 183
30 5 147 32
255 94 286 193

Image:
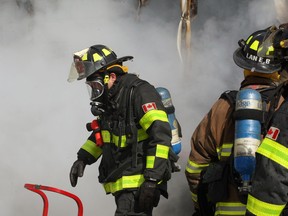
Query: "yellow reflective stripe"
267 46 274 55
92 53 102 62
185 159 209 174
247 194 285 216
103 174 145 194
139 110 168 131
246 36 253 45
218 143 233 159
101 129 149 147
113 134 126 148
257 138 288 169
250 40 260 51
137 128 149 141
81 140 102 159
102 48 111 56
191 192 198 202
215 202 246 216
81 53 88 61
146 156 155 168
101 130 111 142
156 144 169 159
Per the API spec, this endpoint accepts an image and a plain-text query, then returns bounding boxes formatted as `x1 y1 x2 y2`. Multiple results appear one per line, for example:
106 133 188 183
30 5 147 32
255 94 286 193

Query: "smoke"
0 0 281 215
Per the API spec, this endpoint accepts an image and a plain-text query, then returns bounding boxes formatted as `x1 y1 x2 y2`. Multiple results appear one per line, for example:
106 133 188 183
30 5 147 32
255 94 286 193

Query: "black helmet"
233 29 282 74
68 44 133 82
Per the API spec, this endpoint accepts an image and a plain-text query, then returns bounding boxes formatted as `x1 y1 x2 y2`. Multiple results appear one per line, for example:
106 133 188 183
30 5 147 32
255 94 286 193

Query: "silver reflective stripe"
217 143 233 159
215 202 246 216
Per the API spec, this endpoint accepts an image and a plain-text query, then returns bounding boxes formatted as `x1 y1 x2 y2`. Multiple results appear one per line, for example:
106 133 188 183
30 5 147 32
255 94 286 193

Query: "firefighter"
245 25 288 216
185 26 288 216
68 44 174 216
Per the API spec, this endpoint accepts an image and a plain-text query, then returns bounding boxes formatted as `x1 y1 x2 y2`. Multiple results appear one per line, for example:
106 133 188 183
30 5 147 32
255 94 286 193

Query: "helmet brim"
99 56 133 71
233 48 281 74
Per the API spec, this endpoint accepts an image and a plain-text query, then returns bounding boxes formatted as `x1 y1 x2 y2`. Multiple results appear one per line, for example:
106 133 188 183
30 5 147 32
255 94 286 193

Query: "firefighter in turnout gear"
185 26 288 216
245 24 288 216
68 44 175 216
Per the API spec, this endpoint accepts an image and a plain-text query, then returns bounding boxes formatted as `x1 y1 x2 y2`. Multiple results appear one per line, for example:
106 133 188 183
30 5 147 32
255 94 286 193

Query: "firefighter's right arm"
77 130 103 164
69 131 103 187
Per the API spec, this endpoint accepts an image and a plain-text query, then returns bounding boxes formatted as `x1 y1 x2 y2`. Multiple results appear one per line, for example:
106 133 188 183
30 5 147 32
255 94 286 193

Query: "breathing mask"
86 76 106 116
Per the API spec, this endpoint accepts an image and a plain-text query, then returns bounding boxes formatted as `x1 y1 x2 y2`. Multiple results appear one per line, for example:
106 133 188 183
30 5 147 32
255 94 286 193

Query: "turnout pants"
114 190 153 216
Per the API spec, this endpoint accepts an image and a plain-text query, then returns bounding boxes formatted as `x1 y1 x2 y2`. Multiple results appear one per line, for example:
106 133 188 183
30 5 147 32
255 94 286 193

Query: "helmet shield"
257 28 280 58
68 57 95 82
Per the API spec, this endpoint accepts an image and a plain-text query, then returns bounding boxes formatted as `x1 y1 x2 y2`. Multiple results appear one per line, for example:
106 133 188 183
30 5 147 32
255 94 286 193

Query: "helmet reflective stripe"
246 36 253 44
82 53 88 61
102 48 111 56
92 53 102 62
250 40 260 51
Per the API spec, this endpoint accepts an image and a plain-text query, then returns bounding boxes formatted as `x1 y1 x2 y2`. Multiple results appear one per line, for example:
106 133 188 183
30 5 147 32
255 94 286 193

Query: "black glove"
136 180 161 212
69 159 86 187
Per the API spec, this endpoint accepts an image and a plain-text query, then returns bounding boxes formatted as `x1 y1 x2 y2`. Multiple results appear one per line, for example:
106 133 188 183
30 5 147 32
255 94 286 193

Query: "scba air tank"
234 88 262 193
156 87 182 155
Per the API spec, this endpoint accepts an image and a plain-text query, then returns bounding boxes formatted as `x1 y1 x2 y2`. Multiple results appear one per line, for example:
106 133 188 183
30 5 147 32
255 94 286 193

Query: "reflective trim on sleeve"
191 192 198 203
146 156 155 168
215 202 246 216
139 110 168 131
217 143 233 159
185 159 209 174
81 140 102 159
257 138 288 169
246 194 285 216
103 174 145 194
155 144 169 159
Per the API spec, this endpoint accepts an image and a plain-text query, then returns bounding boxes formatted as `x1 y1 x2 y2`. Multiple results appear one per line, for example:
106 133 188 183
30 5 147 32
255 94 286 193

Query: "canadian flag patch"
142 102 157 113
266 126 280 141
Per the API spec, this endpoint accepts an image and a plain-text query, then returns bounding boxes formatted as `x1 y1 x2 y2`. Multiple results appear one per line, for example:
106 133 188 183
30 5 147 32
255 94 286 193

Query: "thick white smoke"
0 0 281 215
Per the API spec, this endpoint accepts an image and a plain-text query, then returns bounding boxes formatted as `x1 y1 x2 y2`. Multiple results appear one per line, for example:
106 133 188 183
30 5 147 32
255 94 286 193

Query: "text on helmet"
246 53 271 64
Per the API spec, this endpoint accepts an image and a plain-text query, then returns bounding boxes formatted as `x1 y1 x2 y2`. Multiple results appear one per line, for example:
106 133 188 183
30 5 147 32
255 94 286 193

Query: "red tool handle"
24 183 83 216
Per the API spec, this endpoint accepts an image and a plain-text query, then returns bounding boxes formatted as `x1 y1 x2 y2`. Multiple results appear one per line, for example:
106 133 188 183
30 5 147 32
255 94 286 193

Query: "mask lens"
86 79 104 101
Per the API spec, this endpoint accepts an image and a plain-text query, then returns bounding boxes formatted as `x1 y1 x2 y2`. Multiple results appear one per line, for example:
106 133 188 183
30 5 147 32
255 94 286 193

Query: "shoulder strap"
219 90 238 106
125 78 147 168
259 83 286 134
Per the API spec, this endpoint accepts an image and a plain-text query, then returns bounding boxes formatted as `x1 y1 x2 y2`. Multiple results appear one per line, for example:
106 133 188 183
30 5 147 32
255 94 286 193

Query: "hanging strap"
125 79 148 168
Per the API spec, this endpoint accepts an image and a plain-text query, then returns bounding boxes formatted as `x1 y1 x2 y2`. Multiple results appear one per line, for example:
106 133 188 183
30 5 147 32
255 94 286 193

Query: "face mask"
85 77 104 101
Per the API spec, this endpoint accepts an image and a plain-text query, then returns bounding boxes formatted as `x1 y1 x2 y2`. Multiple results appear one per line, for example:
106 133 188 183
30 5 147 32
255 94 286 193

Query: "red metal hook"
24 183 83 216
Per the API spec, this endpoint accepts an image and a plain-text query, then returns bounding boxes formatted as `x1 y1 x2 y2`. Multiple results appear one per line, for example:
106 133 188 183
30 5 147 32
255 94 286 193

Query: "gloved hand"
136 180 161 212
69 159 86 187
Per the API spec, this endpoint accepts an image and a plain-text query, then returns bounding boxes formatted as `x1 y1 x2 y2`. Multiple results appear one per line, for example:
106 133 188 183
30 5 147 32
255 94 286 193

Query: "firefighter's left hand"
136 180 161 212
69 159 86 187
